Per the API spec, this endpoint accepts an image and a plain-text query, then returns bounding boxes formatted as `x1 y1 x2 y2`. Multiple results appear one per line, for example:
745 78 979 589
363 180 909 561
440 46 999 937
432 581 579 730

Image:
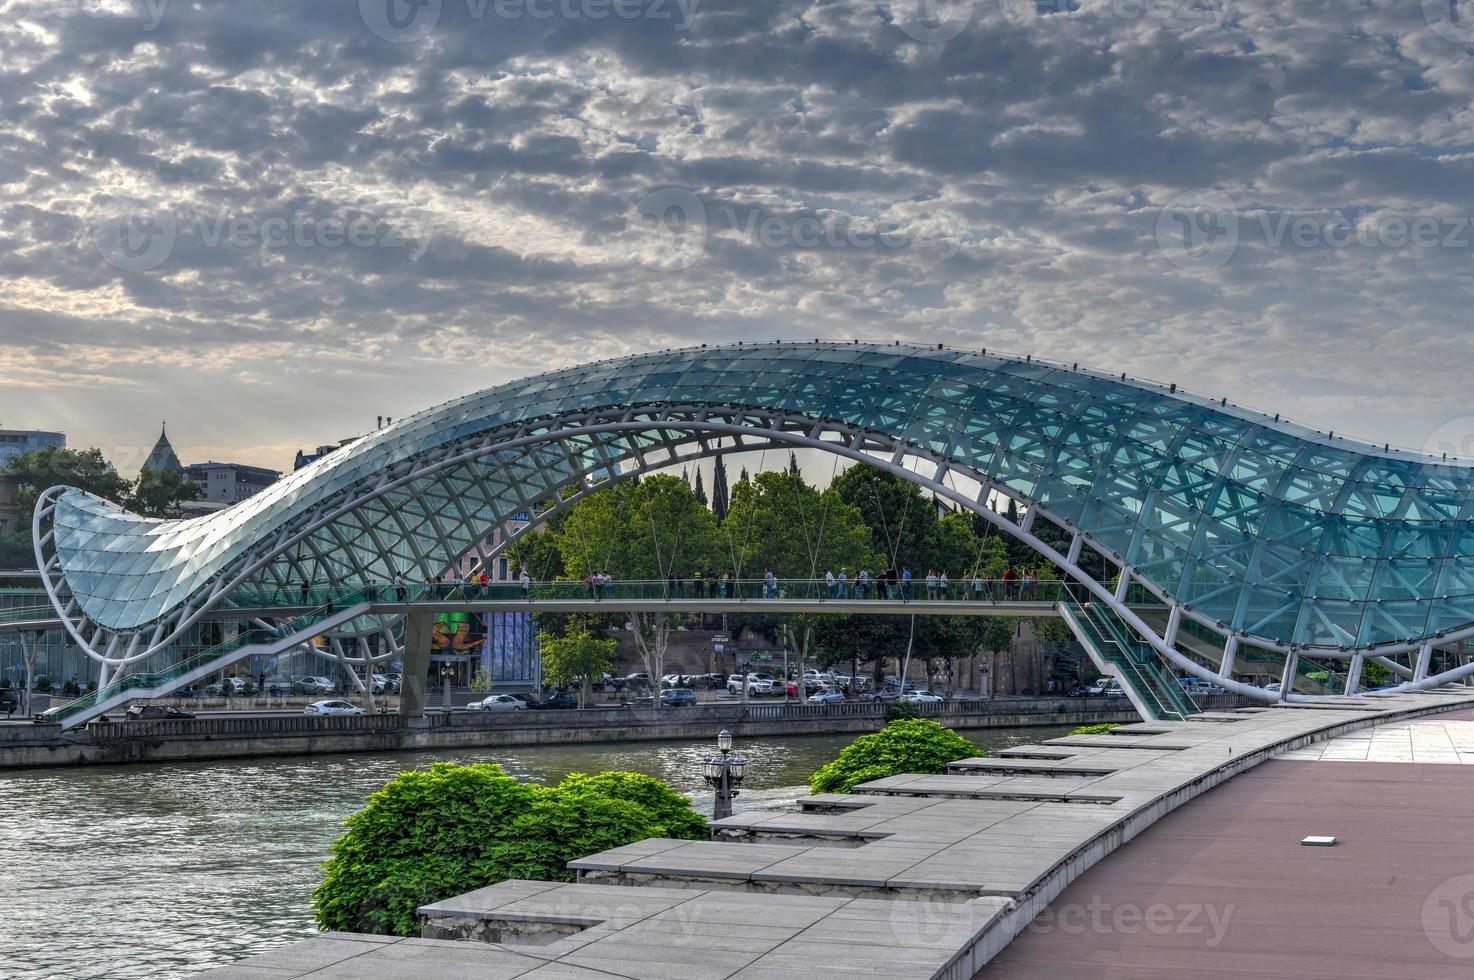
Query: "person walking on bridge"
824 569 836 599
925 569 938 600
837 568 849 599
393 572 406 602
939 570 949 599
901 566 913 601
1002 565 1017 601
764 569 776 599
520 568 531 601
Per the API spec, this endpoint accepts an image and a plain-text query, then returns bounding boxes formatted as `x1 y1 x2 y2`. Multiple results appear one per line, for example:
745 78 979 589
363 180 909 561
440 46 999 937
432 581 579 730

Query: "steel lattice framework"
33 341 1474 699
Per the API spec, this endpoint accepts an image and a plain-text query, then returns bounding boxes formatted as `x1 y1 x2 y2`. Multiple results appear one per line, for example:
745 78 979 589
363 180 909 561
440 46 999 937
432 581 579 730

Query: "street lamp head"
728 756 748 784
717 729 733 753
702 759 725 784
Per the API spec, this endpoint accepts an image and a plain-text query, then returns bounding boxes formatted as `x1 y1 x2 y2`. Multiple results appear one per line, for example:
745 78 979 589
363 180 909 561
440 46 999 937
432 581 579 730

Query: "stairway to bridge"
1059 599 1201 721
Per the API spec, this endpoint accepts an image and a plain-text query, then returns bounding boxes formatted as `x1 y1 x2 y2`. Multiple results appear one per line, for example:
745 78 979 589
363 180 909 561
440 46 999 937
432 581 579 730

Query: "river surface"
0 726 1073 980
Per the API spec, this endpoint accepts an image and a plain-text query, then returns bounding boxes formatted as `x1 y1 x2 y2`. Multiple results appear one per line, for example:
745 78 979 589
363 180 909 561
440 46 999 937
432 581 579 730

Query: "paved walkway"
978 728 1474 977
1279 708 1474 764
196 692 1474 980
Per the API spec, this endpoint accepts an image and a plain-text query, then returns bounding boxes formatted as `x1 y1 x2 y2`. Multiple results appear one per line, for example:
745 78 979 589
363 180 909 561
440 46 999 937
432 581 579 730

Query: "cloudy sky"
3 0 1473 475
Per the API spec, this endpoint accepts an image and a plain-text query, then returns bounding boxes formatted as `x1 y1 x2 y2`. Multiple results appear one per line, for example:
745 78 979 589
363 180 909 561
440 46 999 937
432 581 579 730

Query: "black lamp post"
702 729 747 820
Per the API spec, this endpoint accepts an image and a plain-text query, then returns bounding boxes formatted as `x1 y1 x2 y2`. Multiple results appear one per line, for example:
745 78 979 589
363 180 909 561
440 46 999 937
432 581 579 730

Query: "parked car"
1263 682 1282 695
660 688 696 707
808 689 845 705
860 689 901 703
125 704 196 720
369 674 399 694
468 694 526 711
205 677 253 697
0 689 23 715
901 690 944 703
1105 682 1126 697
1083 678 1114 696
304 699 363 716
530 692 580 710
726 673 774 695
294 676 336 695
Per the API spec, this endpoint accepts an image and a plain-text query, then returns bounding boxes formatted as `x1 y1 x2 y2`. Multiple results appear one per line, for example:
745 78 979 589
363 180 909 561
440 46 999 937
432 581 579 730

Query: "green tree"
538 623 616 707
809 719 978 794
711 455 730 521
313 763 706 937
3 446 129 515
128 468 202 518
1 447 132 569
554 475 722 702
721 470 880 688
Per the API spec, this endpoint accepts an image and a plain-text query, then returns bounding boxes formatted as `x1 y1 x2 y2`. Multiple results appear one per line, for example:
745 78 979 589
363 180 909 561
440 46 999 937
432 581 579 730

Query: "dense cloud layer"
2 0 1473 471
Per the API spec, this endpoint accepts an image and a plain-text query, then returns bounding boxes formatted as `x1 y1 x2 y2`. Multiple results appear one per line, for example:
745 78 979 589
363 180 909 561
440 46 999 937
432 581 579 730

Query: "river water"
0 726 1072 979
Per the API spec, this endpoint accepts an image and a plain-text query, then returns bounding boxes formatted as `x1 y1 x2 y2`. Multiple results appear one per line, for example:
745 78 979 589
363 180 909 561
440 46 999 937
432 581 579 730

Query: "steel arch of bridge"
33 342 1474 701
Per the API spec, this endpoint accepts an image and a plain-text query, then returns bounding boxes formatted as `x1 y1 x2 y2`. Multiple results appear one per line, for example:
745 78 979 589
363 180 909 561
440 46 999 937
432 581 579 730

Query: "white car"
304 699 363 716
727 674 773 695
468 694 525 711
295 676 337 695
900 690 944 703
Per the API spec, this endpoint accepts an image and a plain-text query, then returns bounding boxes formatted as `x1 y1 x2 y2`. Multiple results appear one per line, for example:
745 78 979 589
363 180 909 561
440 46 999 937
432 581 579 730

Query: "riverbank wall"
0 695 1250 769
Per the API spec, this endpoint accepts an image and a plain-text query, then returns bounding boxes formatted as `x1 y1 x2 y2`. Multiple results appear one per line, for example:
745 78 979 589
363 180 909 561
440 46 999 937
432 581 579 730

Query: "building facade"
184 462 282 505
0 428 65 469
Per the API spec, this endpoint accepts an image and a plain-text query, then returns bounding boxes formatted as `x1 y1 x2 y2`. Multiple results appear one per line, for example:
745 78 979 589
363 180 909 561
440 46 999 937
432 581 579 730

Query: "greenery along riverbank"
313 719 989 935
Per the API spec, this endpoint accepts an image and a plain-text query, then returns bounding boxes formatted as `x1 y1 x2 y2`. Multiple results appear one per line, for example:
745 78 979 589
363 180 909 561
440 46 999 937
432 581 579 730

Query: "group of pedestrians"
372 565 1044 604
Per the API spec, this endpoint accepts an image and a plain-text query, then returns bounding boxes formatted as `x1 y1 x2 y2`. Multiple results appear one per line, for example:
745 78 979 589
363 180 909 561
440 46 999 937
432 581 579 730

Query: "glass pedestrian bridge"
31 341 1474 726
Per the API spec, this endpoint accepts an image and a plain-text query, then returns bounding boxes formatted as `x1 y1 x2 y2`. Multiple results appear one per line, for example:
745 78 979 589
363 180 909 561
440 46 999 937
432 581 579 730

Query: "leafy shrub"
33 675 51 692
313 763 705 937
886 700 922 721
557 771 708 839
809 719 978 794
1067 723 1122 736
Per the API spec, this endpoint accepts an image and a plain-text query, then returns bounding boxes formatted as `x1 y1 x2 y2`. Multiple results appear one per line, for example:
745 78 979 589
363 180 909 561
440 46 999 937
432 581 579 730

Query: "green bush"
557 771 709 840
33 675 51 692
313 763 706 937
885 700 922 721
809 719 978 794
1067 723 1122 736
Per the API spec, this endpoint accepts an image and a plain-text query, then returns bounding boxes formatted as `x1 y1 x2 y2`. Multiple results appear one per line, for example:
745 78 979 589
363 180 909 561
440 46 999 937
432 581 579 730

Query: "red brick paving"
976 759 1474 979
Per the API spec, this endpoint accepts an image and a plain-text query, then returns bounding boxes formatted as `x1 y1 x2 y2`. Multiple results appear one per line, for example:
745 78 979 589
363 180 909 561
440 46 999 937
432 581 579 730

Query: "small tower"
142 422 183 474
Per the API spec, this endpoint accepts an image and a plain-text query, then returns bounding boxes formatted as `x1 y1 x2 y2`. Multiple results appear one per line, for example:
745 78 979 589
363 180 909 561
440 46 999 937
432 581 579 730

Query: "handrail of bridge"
222 577 1093 608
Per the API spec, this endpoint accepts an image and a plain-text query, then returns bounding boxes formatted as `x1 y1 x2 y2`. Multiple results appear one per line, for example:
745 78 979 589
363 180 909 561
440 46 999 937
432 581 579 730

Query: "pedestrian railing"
223 577 1081 608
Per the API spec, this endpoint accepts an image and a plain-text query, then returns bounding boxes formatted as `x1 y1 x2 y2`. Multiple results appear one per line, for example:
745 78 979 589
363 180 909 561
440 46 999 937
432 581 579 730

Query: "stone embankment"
0 695 1234 769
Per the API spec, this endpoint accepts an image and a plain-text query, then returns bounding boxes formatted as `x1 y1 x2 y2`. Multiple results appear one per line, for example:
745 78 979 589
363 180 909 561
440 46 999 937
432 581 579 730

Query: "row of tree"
0 446 201 567
514 461 1075 701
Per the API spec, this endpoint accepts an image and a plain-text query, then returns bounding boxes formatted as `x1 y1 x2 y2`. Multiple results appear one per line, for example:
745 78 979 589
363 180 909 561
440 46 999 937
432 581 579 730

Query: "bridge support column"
399 612 435 719
1346 653 1364 695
